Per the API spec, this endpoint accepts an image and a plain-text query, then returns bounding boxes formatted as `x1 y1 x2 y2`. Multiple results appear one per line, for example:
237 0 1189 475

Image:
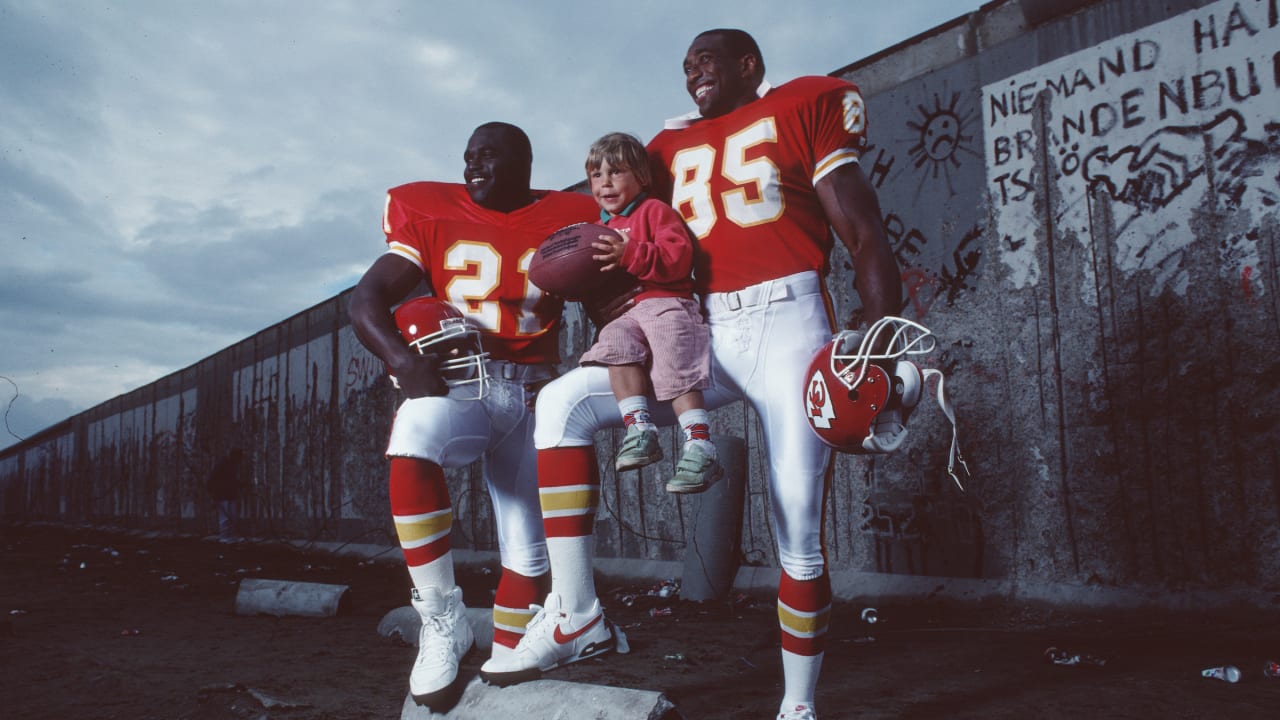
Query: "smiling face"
589 159 645 217
463 124 532 211
683 32 758 118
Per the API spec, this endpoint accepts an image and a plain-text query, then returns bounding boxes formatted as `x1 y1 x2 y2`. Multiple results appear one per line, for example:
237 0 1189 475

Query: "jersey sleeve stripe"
812 149 862 185
387 241 424 270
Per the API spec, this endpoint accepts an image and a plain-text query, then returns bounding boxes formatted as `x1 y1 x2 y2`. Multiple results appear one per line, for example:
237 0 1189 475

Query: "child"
578 132 721 493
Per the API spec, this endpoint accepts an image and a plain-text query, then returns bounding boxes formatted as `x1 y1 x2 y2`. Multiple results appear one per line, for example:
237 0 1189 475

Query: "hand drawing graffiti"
1214 120 1280 211
1079 107 1280 294
1082 109 1245 210
1075 106 1274 210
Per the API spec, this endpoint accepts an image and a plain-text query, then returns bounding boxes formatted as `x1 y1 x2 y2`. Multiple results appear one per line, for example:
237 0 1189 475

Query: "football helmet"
392 297 489 399
803 316 967 490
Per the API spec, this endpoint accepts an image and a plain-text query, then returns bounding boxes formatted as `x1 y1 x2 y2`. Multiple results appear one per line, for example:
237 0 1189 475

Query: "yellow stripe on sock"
777 600 831 638
394 508 452 544
539 485 598 514
493 604 536 632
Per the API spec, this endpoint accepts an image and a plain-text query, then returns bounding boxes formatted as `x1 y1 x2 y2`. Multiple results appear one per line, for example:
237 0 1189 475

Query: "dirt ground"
2 523 1278 720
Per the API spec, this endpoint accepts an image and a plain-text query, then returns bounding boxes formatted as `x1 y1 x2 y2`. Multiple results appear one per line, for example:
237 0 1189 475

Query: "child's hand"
592 228 628 272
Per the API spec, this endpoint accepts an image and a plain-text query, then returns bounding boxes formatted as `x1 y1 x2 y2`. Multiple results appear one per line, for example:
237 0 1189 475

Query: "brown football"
529 222 631 301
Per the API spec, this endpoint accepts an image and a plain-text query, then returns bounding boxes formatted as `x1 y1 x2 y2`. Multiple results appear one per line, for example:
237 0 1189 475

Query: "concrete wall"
833 0 1279 601
3 0 1278 609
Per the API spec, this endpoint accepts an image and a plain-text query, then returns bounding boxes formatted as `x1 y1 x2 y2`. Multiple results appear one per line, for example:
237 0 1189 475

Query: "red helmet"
803 317 934 454
803 317 968 490
392 297 489 398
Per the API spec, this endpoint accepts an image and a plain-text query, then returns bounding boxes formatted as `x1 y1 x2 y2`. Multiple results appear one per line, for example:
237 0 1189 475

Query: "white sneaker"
778 704 818 720
409 586 474 707
478 593 619 686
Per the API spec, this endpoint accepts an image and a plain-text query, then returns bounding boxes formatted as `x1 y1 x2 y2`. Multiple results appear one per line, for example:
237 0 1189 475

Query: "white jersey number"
668 117 785 238
444 242 542 335
841 90 865 135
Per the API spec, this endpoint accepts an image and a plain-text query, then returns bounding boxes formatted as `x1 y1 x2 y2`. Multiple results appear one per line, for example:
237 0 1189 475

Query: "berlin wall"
2 0 1277 610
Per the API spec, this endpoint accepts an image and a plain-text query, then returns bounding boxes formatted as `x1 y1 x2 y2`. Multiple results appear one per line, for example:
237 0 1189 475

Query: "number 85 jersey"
382 182 597 364
647 76 870 295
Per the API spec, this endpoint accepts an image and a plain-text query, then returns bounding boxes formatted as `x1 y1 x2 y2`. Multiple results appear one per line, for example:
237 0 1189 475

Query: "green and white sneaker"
666 442 722 494
615 426 662 471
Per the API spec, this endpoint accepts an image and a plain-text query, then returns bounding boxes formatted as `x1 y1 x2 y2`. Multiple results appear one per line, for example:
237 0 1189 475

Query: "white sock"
780 650 823 713
406 553 454 595
547 535 597 614
677 409 715 456
618 395 654 431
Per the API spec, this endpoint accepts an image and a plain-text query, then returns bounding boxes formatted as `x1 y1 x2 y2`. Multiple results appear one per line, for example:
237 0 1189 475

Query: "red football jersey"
647 76 869 294
382 182 596 363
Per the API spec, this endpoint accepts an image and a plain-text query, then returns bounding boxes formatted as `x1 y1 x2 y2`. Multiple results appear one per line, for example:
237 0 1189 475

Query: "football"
529 222 631 301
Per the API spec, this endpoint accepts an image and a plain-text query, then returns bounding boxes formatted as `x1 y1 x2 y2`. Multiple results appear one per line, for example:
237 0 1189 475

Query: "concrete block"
234 578 350 617
377 605 421 645
400 676 679 719
680 434 746 602
466 608 493 652
378 605 494 653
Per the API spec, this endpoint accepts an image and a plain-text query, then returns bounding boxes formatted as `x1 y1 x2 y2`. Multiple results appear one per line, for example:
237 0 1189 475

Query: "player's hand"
833 329 866 356
592 228 628 271
584 283 641 328
389 353 448 398
835 326 892 368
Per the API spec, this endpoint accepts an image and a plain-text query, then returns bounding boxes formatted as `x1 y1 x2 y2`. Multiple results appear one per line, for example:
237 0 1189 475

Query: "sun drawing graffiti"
906 91 980 196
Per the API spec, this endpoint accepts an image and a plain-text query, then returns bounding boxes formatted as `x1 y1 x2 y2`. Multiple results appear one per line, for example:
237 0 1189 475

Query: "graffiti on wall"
345 346 385 392
858 83 985 316
858 476 984 577
984 0 1280 298
337 324 386 394
905 90 982 198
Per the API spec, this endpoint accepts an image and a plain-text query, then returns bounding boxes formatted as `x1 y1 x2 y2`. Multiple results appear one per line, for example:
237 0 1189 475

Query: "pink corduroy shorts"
579 296 711 402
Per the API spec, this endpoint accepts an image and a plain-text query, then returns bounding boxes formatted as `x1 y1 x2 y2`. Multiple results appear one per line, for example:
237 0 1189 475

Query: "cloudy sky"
0 0 985 449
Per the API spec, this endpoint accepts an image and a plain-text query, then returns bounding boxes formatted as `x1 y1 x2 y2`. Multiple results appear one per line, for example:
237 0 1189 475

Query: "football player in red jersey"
349 122 597 710
481 32 901 720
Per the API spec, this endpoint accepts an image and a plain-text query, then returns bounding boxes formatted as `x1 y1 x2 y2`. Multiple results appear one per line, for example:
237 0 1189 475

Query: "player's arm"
815 162 902 326
348 254 446 397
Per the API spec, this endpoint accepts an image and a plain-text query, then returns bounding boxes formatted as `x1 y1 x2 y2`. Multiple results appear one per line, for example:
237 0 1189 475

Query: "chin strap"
921 368 969 492
839 316 969 492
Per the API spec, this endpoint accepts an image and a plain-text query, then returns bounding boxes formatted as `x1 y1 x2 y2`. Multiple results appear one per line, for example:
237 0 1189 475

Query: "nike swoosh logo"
552 613 602 644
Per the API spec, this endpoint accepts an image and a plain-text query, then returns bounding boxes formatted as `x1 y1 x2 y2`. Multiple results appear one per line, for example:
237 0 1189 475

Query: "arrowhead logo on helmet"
804 343 891 450
805 369 835 429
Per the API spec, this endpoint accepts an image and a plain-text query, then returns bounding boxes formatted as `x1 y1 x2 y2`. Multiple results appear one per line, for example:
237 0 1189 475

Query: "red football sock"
492 569 546 651
778 571 832 656
389 457 453 585
538 447 599 539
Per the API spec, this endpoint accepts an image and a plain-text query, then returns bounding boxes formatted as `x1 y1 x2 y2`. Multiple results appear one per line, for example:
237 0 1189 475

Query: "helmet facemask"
828 317 936 392
405 316 490 400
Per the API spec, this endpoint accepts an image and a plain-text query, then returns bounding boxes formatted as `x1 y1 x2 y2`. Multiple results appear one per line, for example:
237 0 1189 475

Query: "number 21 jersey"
382 182 597 363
